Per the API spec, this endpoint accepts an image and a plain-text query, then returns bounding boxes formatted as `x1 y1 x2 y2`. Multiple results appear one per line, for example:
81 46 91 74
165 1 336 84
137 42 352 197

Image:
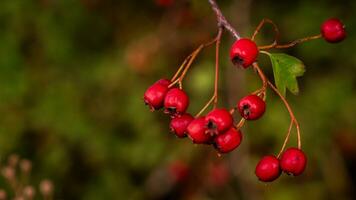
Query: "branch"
208 0 241 40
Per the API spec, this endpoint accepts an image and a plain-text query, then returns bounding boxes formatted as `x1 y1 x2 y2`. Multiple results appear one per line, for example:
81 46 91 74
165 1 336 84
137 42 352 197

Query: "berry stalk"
213 27 223 108
259 34 322 50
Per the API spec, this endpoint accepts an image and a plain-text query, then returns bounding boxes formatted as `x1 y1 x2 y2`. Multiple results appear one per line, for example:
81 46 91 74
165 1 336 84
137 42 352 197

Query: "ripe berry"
208 163 230 187
168 160 189 183
164 88 189 116
280 148 307 176
238 95 266 120
156 79 171 86
214 127 242 153
205 108 233 135
144 79 171 110
155 0 174 7
230 38 259 68
255 155 281 182
187 117 212 144
321 18 346 43
170 114 194 138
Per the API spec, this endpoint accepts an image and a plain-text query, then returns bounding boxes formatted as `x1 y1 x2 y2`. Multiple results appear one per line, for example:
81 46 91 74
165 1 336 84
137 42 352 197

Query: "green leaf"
267 53 305 96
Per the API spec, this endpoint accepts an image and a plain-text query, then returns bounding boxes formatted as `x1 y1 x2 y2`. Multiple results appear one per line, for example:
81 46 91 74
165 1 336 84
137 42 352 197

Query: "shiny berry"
170 114 194 138
187 117 212 144
255 155 281 182
144 79 171 110
238 95 265 120
164 88 189 116
205 108 233 136
214 127 242 153
280 148 307 176
321 18 346 43
230 38 259 68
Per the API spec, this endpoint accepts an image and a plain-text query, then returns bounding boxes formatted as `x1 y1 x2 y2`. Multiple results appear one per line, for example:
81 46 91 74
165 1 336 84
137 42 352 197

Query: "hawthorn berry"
255 155 281 182
205 108 233 135
321 18 346 43
144 79 171 110
238 94 266 120
208 163 230 187
155 0 174 7
214 127 242 153
170 113 194 138
230 38 259 68
164 88 189 116
280 147 307 176
156 79 171 86
187 117 212 144
168 160 190 183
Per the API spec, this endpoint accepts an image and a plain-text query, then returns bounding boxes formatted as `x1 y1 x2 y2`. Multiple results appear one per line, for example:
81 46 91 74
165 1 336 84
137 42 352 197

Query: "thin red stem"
267 81 301 149
252 63 302 151
259 34 322 50
169 36 218 89
251 18 280 47
194 29 224 117
170 56 191 82
213 28 223 108
277 120 294 158
235 118 245 130
195 95 216 118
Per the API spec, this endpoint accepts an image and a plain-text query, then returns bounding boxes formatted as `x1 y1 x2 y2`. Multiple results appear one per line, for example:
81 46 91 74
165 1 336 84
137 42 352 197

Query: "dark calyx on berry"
214 127 242 153
144 79 171 111
231 56 244 66
170 114 194 138
255 155 281 182
238 95 265 120
164 88 189 117
205 108 233 136
229 38 259 68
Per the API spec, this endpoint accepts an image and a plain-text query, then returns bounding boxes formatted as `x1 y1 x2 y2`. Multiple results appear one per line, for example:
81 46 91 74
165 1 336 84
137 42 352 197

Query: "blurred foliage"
0 0 355 199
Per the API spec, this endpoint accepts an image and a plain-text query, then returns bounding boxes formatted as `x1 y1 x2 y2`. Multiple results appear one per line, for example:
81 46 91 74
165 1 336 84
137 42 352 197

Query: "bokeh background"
0 0 355 199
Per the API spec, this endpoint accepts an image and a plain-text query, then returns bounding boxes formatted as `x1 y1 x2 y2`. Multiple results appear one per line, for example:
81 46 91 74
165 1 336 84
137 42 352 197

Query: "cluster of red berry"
144 79 247 153
255 18 346 182
144 17 345 182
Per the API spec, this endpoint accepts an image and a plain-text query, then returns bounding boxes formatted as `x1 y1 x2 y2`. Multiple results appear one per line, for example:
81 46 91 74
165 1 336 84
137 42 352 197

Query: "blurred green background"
0 0 355 199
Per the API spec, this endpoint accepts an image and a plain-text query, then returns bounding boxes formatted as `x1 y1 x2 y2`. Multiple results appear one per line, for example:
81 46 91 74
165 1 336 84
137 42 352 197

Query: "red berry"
280 148 307 176
155 0 174 7
214 127 242 153
169 160 189 183
321 18 346 43
144 79 171 110
230 38 259 68
170 114 194 138
238 95 265 120
187 117 212 144
205 108 233 136
156 79 171 86
255 155 281 182
208 163 230 187
164 88 189 116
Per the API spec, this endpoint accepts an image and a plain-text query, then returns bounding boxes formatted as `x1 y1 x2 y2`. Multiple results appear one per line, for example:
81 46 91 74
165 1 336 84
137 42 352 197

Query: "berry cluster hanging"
144 0 346 182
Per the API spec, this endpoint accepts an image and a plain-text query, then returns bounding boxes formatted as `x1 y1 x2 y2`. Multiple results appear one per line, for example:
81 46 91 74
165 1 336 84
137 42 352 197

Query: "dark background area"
0 0 355 199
